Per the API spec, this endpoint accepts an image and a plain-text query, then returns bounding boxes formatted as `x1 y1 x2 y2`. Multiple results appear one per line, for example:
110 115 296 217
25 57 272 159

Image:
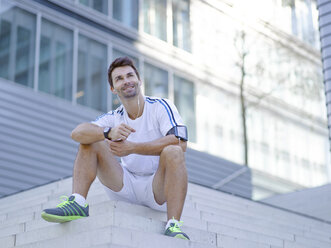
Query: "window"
77 35 107 112
0 3 35 87
113 0 139 29
283 0 317 46
79 0 108 15
174 75 196 142
172 0 191 52
143 0 192 51
111 49 139 109
38 19 73 100
144 62 168 98
143 0 167 41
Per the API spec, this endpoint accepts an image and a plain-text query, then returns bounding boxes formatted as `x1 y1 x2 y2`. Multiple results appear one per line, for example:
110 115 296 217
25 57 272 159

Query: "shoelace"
56 195 71 207
169 220 184 232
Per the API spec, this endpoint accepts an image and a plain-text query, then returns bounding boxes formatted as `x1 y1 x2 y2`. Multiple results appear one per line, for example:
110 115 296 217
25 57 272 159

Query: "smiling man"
41 57 190 240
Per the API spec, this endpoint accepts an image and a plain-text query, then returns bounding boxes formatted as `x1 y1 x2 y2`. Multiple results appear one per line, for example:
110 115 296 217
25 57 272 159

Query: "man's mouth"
122 85 135 91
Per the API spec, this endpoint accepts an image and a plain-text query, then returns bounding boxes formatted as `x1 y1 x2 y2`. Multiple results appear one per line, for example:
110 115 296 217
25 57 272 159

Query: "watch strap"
103 127 112 140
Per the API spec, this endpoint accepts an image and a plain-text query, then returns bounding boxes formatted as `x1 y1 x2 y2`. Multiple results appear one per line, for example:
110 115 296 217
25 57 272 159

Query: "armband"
166 125 188 141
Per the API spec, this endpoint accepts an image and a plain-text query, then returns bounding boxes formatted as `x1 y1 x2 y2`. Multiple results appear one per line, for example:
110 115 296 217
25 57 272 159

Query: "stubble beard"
120 84 139 99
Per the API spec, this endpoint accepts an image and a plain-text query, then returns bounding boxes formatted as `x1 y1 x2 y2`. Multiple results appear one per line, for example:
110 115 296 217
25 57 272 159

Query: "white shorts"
102 166 167 212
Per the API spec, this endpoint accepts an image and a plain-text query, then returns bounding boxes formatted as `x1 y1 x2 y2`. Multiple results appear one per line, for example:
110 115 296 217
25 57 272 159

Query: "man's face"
111 65 141 98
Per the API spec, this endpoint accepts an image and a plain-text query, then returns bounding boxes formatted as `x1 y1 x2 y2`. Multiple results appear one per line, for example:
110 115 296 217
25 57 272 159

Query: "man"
41 57 190 240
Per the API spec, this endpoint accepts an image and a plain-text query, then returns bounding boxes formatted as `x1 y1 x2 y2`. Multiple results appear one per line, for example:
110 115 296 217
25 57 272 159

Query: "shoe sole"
41 212 85 223
174 234 190 240
165 233 190 240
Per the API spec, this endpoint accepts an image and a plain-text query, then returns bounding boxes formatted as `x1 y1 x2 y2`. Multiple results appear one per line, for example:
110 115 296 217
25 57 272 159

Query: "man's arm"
71 123 104 145
109 135 187 157
71 122 136 144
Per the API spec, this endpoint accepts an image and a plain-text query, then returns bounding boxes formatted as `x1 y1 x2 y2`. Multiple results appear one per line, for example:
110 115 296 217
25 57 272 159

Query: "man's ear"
111 86 117 94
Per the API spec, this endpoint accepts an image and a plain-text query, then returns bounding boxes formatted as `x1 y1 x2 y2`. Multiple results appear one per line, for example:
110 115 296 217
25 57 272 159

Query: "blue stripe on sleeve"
146 97 157 104
156 99 175 127
146 97 177 127
161 99 178 126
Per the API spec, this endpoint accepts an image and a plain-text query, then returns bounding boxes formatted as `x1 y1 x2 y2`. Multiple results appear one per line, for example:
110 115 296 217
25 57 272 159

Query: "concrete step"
90 245 132 248
11 225 216 248
202 210 331 244
1 178 331 248
10 219 214 248
0 178 72 204
202 209 304 236
26 203 209 240
195 199 331 234
218 234 279 248
0 190 198 228
1 204 216 247
190 193 324 228
3 199 326 248
4 224 287 248
188 184 328 227
197 202 331 243
0 179 191 213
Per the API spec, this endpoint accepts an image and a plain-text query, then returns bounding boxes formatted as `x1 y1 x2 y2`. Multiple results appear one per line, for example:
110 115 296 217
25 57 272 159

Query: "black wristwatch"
103 127 112 140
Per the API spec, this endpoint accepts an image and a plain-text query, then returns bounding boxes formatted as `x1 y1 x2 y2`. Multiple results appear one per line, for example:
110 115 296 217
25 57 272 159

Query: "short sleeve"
91 111 115 128
157 98 184 136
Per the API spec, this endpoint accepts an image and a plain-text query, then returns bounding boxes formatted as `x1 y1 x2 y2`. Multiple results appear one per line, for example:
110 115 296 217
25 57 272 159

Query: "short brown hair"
108 56 140 88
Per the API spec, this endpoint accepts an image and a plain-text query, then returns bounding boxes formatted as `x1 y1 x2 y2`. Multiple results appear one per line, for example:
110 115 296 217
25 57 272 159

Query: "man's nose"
124 76 131 83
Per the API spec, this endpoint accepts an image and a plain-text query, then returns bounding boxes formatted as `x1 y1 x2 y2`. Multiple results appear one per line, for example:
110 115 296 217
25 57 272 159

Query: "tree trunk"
240 65 248 166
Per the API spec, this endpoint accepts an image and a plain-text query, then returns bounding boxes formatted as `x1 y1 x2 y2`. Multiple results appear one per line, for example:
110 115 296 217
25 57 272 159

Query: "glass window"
143 0 167 41
144 62 168 98
174 75 196 142
38 19 73 100
111 49 139 109
0 2 35 87
113 0 139 29
77 35 107 112
172 0 191 52
283 0 317 46
79 0 108 15
113 50 139 68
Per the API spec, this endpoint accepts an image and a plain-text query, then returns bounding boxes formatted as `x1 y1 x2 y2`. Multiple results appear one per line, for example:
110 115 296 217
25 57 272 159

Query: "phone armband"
166 125 188 141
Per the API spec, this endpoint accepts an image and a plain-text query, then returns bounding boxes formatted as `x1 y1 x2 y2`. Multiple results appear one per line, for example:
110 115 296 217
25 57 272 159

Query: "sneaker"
41 195 89 223
164 221 190 240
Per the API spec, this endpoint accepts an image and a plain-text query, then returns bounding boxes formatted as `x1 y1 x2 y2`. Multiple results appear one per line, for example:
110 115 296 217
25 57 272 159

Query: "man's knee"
161 145 185 166
78 141 104 154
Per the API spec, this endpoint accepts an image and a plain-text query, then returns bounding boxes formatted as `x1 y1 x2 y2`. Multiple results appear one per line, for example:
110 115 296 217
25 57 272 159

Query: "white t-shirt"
91 96 185 175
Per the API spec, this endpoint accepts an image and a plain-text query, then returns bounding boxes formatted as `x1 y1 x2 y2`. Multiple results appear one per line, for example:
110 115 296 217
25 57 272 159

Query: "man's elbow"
71 123 85 142
71 128 79 142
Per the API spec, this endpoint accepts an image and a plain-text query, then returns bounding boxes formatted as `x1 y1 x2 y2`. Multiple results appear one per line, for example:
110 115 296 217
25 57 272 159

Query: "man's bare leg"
41 140 123 223
72 140 124 198
152 145 188 221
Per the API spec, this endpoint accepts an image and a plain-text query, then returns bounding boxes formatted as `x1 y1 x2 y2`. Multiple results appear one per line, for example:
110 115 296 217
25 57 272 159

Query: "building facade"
0 0 329 199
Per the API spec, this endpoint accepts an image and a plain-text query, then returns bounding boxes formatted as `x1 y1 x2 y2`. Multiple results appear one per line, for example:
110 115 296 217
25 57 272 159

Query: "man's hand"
108 140 136 157
110 123 135 141
109 135 186 157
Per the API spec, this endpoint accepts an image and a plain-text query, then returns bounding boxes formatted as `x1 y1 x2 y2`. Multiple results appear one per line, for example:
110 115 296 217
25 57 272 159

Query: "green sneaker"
41 195 89 223
164 220 190 240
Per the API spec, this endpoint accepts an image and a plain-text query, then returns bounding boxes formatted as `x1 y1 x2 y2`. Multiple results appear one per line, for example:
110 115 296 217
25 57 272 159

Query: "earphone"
135 86 141 119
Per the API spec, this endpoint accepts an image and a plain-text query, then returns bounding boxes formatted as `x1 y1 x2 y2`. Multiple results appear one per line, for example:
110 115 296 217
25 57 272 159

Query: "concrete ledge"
0 178 331 248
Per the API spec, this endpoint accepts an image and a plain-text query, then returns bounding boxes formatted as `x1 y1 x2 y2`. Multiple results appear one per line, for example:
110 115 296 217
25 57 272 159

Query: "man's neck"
122 94 145 120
